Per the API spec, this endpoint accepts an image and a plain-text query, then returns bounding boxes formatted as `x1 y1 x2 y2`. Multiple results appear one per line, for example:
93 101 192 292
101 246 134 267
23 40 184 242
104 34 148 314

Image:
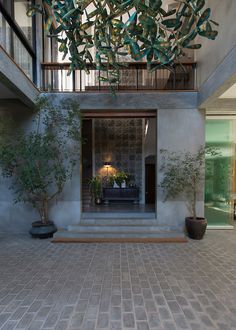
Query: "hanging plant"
28 0 218 88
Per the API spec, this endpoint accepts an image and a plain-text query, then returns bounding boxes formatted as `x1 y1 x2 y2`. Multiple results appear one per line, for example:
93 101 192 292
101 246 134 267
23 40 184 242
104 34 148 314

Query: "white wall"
196 0 236 88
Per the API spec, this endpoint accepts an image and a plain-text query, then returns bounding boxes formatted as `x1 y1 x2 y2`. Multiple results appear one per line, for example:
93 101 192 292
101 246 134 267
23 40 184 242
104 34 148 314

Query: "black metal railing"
41 62 196 92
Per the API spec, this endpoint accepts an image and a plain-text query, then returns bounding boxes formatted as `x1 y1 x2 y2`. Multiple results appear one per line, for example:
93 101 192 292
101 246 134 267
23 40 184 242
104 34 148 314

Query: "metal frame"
0 0 37 83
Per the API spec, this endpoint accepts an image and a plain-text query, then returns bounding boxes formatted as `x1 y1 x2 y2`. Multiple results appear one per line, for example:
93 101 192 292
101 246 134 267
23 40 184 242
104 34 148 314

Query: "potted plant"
112 171 129 188
159 147 217 240
89 176 102 205
0 96 81 238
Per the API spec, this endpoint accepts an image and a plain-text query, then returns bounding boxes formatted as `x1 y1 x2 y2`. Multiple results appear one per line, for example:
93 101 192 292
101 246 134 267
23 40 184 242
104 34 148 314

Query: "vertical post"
173 67 176 90
80 69 82 92
136 65 139 90
72 70 76 92
155 69 157 90
99 70 101 91
42 64 45 90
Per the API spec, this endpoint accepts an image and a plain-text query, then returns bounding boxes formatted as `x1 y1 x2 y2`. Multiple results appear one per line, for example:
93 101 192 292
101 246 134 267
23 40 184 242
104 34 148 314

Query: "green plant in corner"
0 96 81 237
159 146 219 239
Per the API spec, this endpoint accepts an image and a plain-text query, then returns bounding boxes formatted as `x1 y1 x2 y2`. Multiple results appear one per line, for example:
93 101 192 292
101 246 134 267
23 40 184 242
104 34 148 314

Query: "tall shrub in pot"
0 96 81 238
159 147 217 239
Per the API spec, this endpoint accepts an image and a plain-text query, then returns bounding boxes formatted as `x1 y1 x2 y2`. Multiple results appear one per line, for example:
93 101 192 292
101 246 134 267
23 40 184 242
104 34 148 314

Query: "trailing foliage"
159 147 219 219
28 0 218 88
0 97 81 224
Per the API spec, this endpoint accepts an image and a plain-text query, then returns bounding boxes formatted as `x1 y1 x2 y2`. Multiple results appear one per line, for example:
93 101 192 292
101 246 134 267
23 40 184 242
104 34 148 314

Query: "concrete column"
156 108 205 230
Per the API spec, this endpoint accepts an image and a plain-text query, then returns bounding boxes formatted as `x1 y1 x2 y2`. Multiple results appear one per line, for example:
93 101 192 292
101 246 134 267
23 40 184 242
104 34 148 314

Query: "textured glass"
205 119 234 226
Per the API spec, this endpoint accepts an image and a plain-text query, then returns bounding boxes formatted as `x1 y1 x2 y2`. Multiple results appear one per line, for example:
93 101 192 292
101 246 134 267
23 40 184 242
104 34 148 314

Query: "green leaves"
0 97 82 223
159 147 209 218
162 18 179 28
197 8 211 27
27 0 218 89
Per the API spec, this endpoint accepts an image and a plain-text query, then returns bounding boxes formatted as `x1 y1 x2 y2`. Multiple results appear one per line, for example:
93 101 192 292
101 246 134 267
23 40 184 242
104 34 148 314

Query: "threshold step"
52 230 187 243
81 212 156 219
80 219 158 226
67 225 178 233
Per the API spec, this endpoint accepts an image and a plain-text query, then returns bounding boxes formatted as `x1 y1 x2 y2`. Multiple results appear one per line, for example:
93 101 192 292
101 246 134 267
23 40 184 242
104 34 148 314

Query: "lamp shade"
104 162 111 167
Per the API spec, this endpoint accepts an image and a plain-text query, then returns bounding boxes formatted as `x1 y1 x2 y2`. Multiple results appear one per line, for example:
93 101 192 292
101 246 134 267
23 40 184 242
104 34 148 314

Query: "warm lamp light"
104 162 111 176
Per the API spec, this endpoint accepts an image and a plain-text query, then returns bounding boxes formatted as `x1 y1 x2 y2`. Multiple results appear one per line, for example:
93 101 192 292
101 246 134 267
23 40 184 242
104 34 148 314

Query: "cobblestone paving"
0 229 236 330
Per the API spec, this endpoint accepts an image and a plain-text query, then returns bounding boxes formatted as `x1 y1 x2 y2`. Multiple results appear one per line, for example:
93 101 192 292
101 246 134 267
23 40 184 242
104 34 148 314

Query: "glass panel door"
205 119 234 226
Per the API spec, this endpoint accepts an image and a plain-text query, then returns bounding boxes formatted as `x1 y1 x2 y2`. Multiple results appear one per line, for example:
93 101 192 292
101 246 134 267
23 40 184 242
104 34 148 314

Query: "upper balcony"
41 62 196 93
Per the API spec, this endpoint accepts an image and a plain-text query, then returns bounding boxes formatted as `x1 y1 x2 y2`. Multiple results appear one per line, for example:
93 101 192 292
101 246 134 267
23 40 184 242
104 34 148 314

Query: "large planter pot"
29 221 57 239
185 217 207 240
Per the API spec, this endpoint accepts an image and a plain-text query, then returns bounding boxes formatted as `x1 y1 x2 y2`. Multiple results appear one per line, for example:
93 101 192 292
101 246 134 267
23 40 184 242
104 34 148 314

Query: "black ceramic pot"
185 217 207 240
29 221 57 239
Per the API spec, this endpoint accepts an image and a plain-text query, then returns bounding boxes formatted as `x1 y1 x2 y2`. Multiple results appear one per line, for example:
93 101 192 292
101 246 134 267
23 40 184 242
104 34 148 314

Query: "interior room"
81 112 157 216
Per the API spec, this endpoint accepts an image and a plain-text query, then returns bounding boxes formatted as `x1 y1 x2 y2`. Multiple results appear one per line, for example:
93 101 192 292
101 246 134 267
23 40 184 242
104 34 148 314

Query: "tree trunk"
41 199 49 224
192 178 197 220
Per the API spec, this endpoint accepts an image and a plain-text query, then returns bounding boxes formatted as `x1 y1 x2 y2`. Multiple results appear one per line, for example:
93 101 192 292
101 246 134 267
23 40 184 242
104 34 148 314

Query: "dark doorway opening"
145 163 156 204
82 119 93 208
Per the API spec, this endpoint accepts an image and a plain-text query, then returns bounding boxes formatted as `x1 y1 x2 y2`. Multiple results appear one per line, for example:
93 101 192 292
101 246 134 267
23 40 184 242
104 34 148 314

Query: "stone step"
53 229 186 242
67 225 181 233
80 218 158 226
82 212 156 219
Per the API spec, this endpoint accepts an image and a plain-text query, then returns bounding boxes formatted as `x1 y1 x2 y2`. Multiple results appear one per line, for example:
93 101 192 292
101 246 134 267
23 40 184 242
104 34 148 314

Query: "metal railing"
41 62 196 92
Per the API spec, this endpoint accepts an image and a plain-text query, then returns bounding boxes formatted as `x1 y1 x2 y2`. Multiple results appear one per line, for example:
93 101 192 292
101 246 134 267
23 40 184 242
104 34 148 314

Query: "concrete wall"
0 47 39 107
0 101 36 233
0 92 204 233
0 98 81 233
157 108 205 230
196 1 236 89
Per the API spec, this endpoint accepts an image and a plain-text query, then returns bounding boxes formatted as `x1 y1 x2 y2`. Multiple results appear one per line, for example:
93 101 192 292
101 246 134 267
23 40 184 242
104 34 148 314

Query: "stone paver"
0 229 236 329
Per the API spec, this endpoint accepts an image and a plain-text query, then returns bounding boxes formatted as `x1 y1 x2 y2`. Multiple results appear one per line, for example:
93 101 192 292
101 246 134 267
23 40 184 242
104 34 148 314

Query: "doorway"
81 111 157 216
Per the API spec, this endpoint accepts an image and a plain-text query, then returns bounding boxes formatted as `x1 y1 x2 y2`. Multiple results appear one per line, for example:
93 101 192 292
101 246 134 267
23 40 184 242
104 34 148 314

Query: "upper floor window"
0 0 36 82
14 0 33 46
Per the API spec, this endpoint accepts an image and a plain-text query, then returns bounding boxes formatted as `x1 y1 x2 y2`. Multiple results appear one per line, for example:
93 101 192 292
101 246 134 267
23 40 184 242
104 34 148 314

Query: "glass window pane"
12 30 33 79
0 12 12 54
205 119 234 226
14 0 33 45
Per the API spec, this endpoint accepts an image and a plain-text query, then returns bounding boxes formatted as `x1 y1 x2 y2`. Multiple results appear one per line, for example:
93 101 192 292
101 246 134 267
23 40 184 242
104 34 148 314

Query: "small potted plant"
160 147 217 240
0 96 81 238
89 176 102 204
113 171 129 188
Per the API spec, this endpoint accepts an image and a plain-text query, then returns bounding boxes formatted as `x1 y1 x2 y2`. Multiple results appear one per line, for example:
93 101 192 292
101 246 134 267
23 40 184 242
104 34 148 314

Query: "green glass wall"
205 119 234 226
